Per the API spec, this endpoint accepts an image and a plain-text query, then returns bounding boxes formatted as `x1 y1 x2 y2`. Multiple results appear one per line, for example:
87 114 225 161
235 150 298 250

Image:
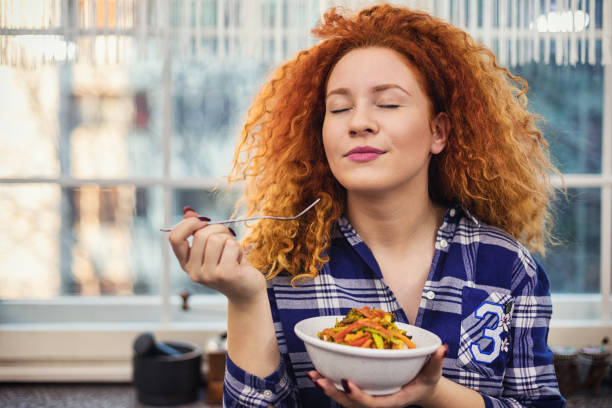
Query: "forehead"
326 47 422 92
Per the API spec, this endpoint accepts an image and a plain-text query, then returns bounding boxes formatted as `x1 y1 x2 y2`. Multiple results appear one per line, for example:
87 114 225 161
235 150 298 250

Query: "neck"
346 188 445 257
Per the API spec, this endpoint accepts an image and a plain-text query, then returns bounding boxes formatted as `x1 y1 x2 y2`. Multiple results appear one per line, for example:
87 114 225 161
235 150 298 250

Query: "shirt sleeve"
223 352 298 408
222 284 300 408
479 259 566 408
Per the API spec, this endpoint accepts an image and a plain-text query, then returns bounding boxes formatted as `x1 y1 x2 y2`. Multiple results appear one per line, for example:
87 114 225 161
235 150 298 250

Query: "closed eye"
378 104 399 109
330 108 351 114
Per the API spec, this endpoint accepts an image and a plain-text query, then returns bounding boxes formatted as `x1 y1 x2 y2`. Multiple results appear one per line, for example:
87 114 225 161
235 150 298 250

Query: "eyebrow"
326 83 412 98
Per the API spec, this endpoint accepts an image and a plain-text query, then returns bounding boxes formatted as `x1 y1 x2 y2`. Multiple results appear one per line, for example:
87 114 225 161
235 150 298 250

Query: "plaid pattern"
223 206 565 408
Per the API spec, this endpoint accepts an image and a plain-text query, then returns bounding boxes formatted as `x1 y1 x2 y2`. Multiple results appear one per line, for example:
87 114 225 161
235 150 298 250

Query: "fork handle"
206 216 286 225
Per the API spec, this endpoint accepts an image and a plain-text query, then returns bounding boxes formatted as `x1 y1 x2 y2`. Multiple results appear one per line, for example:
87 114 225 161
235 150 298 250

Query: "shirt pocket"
456 286 514 379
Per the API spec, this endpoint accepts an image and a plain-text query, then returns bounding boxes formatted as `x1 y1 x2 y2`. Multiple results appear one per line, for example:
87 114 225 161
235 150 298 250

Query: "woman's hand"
306 344 448 408
168 207 266 304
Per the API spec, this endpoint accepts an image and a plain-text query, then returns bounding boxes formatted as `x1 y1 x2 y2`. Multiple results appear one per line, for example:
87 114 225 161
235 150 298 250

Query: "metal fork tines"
159 198 321 232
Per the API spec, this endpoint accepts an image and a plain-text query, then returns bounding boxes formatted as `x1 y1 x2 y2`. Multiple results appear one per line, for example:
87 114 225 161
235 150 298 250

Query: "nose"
348 106 378 136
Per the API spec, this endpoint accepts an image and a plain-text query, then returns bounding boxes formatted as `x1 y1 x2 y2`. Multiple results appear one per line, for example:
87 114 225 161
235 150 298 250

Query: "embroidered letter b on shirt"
458 287 514 378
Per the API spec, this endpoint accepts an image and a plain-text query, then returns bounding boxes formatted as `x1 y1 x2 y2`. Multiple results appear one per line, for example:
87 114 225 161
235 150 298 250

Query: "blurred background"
0 0 610 387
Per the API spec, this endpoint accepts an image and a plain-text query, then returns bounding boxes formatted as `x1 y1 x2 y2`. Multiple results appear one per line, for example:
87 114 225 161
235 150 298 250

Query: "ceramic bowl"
294 315 442 395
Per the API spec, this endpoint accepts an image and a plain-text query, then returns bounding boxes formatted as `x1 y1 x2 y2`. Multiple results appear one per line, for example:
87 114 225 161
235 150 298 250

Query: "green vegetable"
337 308 365 326
371 332 384 349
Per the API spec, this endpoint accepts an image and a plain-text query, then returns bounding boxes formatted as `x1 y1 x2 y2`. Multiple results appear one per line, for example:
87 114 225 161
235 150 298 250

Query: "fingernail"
442 344 449 358
182 206 195 214
228 227 236 237
197 216 211 222
341 379 350 394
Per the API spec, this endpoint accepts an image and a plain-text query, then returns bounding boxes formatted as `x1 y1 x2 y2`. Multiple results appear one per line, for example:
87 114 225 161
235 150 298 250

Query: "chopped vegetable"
317 306 416 350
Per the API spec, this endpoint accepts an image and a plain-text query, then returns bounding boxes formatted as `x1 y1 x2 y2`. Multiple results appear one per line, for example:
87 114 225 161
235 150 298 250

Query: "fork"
159 198 321 232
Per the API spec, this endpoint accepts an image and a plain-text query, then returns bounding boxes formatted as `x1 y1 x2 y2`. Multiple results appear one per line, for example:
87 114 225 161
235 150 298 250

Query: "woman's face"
322 47 447 197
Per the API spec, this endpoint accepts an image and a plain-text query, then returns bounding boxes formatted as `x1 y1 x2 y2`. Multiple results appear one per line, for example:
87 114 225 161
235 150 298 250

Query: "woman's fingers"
218 238 243 272
335 379 407 408
307 370 410 407
305 345 448 408
168 206 264 303
169 202 229 274
182 206 198 218
168 217 206 268
315 377 416 408
311 377 360 407
304 375 343 404
416 344 447 382
188 224 234 277
202 231 231 273
306 370 323 382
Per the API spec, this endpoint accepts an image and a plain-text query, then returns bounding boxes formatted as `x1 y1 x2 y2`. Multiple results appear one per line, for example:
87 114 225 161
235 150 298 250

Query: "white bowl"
294 315 442 395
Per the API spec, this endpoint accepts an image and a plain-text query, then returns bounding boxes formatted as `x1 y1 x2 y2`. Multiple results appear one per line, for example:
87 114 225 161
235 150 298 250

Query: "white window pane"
67 63 164 178
0 184 164 301
513 61 603 174
171 61 270 178
0 61 165 179
0 67 61 178
61 185 164 296
538 188 601 293
0 184 62 298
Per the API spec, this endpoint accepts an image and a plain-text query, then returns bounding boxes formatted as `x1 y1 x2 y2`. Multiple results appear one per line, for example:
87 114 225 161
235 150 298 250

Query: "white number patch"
469 302 504 363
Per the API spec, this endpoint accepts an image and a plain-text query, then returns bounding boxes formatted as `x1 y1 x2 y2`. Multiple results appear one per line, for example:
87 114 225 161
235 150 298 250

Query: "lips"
344 146 385 162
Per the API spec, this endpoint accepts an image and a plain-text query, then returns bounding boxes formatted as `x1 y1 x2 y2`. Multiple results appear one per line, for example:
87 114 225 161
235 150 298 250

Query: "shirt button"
449 208 456 217
439 239 448 248
263 389 273 398
425 290 436 300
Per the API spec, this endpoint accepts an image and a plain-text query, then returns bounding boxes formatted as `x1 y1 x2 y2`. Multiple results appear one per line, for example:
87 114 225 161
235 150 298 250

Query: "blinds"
0 0 610 68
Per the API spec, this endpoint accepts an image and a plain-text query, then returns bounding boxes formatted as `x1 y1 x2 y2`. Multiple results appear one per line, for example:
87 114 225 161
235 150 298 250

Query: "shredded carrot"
349 335 371 347
361 338 373 348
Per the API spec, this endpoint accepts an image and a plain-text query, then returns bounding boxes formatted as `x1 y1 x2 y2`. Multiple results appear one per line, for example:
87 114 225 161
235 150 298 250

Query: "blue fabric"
223 205 566 408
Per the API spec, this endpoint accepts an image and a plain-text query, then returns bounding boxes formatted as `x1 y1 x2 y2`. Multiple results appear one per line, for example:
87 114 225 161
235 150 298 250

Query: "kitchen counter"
0 383 221 408
1 382 611 407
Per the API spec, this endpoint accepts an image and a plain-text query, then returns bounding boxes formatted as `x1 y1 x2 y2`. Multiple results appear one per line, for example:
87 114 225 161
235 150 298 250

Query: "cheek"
321 122 343 180
321 119 335 156
392 120 432 150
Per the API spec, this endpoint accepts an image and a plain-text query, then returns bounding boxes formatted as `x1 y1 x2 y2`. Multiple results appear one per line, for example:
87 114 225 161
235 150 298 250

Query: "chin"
340 180 393 195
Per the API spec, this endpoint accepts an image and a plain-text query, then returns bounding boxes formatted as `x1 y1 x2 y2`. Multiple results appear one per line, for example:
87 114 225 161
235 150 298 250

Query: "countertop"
0 383 221 408
1 382 611 407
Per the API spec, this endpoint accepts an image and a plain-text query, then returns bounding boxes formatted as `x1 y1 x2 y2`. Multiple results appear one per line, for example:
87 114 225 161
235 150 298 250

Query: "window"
512 62 606 298
1 0 610 381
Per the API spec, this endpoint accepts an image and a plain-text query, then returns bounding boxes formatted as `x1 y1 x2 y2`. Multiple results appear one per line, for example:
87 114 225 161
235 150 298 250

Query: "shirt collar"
335 204 475 247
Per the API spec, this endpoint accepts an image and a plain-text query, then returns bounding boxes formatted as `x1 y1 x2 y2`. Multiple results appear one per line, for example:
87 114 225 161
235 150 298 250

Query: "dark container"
133 341 203 406
551 346 579 396
578 345 610 394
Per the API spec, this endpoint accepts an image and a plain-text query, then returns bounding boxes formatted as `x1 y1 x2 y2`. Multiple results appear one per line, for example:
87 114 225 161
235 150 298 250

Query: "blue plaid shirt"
223 206 565 408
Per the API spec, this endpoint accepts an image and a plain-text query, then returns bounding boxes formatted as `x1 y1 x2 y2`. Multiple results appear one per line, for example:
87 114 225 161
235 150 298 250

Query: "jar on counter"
205 332 227 405
578 344 610 394
551 346 579 396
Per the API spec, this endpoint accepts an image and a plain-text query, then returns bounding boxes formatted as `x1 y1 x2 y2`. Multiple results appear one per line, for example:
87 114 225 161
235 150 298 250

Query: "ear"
429 112 450 155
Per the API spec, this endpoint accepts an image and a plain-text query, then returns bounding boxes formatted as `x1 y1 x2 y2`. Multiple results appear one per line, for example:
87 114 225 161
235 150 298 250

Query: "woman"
169 4 565 407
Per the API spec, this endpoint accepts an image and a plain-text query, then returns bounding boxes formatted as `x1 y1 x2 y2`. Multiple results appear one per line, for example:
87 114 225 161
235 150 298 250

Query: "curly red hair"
229 4 560 283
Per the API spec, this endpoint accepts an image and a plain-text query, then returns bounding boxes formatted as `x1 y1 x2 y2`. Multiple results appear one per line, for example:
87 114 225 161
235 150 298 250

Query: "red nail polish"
182 205 194 214
341 379 350 394
198 216 211 222
228 227 236 237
